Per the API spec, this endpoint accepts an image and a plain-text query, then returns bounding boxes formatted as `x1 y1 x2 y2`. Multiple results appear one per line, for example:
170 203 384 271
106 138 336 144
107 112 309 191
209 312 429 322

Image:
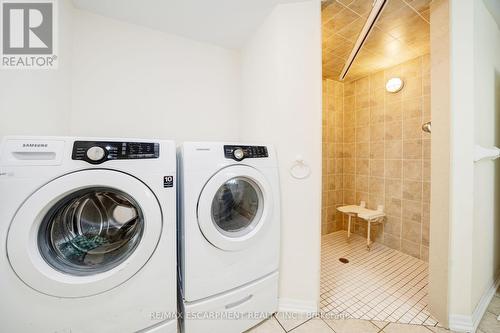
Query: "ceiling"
71 0 303 49
322 0 431 81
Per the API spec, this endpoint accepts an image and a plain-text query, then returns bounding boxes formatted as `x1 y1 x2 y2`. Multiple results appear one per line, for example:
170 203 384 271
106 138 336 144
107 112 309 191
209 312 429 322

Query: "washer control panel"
224 145 268 161
72 141 160 164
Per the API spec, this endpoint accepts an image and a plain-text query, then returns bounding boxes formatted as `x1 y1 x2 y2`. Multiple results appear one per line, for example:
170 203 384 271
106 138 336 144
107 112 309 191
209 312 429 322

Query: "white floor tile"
320 231 439 326
245 316 285 333
274 312 314 332
323 318 379 333
288 318 333 333
382 323 434 333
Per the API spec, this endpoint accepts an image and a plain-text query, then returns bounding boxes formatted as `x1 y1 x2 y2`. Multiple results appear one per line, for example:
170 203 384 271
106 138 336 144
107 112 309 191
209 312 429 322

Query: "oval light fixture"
385 77 404 93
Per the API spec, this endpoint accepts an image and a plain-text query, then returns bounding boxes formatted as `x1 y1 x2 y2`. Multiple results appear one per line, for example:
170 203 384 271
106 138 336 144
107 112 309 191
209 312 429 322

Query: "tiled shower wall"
322 79 345 234
322 55 431 261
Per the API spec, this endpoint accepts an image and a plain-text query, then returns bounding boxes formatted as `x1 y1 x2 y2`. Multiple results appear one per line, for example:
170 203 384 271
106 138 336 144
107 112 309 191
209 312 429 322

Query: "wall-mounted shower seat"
337 203 386 249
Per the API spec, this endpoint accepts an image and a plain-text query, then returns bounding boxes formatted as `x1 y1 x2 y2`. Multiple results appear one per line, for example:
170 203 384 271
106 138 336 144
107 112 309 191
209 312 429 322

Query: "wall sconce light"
385 77 404 93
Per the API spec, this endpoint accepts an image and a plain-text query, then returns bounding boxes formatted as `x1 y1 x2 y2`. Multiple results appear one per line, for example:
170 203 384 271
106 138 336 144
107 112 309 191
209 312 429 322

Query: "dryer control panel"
224 145 268 161
72 141 160 164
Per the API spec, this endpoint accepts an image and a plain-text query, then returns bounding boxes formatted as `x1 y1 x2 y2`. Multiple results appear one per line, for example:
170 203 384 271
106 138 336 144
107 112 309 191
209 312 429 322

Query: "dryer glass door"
211 177 263 238
197 165 274 251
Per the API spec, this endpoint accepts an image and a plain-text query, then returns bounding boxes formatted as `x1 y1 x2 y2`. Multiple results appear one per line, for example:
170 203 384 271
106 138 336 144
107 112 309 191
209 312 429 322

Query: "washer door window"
198 165 273 251
38 188 144 276
7 170 162 298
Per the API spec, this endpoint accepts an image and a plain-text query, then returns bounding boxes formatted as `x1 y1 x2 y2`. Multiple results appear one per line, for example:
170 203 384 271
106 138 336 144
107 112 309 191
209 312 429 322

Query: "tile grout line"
320 231 436 326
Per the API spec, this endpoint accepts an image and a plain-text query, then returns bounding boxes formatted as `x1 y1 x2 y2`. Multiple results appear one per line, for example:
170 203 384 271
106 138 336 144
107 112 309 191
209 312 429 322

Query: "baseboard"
449 314 475 333
278 298 318 314
449 272 500 332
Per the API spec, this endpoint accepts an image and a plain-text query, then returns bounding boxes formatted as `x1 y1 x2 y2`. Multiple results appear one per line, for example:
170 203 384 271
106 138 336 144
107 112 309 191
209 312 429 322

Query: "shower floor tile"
320 231 438 326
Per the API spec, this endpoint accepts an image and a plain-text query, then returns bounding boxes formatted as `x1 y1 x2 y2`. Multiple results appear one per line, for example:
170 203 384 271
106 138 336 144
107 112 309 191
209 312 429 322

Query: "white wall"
448 0 475 322
240 0 322 311
70 10 241 142
0 3 241 143
448 0 500 330
0 0 74 139
0 0 323 311
471 0 500 312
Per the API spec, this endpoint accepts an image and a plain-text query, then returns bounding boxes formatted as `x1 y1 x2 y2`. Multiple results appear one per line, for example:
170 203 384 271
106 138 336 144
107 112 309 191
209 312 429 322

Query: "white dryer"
0 136 177 333
177 142 280 333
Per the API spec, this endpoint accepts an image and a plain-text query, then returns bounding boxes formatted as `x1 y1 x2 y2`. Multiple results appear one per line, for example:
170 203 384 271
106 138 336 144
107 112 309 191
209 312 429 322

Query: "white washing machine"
177 142 280 333
0 136 178 333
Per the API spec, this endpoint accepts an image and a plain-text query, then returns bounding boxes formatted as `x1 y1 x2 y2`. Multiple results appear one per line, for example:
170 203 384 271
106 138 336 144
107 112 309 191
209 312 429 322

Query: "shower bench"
337 203 386 249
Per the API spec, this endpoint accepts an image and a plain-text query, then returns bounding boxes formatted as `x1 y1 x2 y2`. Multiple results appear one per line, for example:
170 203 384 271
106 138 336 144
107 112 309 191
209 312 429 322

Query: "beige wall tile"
355 77 369 95
356 108 370 126
370 159 385 177
356 126 370 142
344 158 355 173
356 159 370 175
385 160 402 179
344 174 355 190
403 180 423 201
403 117 422 139
370 177 385 196
403 139 422 159
385 102 402 122
370 142 384 159
385 140 403 159
401 239 421 258
402 219 422 243
402 76 423 99
402 97 423 119
344 143 355 158
322 56 431 260
344 190 356 204
385 179 402 199
423 160 431 181
383 233 401 250
423 139 431 159
345 126 355 143
403 160 423 181
356 176 370 193
385 197 402 217
370 106 385 124
356 191 369 204
370 124 385 142
370 71 385 91
402 199 422 222
344 81 355 96
356 143 370 159
385 121 403 140
385 215 402 236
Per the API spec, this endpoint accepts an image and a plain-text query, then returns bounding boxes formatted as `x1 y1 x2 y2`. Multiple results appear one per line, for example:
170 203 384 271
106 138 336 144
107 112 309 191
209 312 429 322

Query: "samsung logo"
22 143 48 148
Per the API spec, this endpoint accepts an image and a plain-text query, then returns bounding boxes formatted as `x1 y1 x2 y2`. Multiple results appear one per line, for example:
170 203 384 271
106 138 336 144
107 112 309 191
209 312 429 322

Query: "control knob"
86 146 106 161
233 148 244 161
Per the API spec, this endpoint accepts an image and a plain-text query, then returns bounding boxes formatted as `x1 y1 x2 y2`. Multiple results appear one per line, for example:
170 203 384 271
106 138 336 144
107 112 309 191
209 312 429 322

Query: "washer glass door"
7 169 163 298
197 165 274 251
38 187 144 276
